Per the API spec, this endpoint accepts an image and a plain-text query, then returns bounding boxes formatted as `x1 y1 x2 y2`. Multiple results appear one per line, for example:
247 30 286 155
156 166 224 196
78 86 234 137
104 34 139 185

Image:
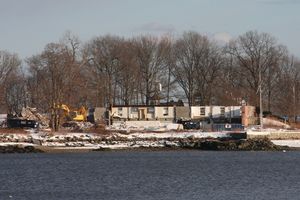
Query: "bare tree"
172 32 199 107
85 35 122 107
275 57 300 121
115 41 139 105
5 70 29 115
194 40 224 105
214 55 245 105
133 35 170 105
1 30 300 127
0 51 21 112
226 31 284 108
172 31 223 108
27 40 81 131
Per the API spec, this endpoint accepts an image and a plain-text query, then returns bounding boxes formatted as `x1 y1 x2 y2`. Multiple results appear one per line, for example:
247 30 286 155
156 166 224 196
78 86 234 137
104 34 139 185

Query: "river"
0 151 299 200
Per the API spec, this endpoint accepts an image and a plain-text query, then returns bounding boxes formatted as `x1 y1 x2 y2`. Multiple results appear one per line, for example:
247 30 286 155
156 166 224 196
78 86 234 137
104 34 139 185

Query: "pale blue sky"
0 0 299 58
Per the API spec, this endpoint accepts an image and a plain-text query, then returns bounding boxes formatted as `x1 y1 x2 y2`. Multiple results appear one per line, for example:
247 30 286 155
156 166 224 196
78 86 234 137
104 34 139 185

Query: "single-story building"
110 104 257 126
111 105 176 121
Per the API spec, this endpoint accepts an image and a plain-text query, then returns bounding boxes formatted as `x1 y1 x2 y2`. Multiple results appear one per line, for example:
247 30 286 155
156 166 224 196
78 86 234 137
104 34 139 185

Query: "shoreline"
0 138 296 153
1 131 300 153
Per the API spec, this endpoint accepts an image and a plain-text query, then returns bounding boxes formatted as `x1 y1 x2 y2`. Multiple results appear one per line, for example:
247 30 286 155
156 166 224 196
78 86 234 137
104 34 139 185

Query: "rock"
179 137 283 151
238 138 281 151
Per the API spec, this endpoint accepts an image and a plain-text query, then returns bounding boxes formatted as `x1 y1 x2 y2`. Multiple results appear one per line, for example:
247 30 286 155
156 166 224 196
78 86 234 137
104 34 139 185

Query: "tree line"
1 30 300 124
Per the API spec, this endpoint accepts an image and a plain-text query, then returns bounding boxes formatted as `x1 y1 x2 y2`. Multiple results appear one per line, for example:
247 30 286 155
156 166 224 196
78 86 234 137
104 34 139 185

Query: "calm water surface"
0 151 299 200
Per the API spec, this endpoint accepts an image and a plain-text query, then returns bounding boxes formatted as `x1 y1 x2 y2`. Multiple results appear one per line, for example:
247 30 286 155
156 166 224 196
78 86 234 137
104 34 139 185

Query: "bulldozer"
59 104 87 122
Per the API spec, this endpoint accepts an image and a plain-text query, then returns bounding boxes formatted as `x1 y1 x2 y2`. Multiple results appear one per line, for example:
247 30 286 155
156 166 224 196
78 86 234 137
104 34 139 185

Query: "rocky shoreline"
177 137 285 151
0 136 290 153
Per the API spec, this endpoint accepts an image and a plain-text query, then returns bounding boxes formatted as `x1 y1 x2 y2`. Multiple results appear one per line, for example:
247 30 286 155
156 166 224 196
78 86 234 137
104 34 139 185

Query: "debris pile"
20 107 49 128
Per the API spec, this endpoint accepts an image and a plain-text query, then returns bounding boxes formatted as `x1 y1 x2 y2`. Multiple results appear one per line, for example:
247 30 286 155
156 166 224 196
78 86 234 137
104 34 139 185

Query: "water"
0 151 299 200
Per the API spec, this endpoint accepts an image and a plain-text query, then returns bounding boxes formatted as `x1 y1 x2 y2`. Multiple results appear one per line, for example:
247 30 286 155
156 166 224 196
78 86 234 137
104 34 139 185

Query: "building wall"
175 106 190 119
93 107 106 121
190 106 199 118
225 106 242 118
111 106 175 120
211 106 223 118
155 106 174 119
111 105 253 124
190 106 206 118
241 106 257 126
191 106 225 119
190 106 242 119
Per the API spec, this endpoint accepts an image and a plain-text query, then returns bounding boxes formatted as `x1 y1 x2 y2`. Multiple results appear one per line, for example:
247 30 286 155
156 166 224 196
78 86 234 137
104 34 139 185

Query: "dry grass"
86 124 110 135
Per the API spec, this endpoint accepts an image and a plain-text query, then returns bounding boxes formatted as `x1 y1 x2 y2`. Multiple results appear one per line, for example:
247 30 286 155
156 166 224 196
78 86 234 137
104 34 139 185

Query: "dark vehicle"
212 123 244 131
7 118 39 128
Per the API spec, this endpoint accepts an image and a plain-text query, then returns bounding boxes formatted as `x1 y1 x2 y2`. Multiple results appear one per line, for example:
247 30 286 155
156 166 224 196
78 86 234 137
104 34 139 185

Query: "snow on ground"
2 130 300 150
0 142 36 146
107 121 183 132
271 140 300 148
115 131 230 139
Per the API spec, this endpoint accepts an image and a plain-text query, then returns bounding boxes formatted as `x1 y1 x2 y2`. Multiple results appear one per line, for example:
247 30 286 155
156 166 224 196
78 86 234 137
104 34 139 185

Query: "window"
131 107 138 113
200 107 205 116
220 107 225 117
163 107 169 116
147 107 155 113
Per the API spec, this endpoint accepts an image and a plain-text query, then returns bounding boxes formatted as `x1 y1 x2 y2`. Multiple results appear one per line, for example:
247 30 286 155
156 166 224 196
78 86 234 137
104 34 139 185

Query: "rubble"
62 121 94 132
20 107 49 128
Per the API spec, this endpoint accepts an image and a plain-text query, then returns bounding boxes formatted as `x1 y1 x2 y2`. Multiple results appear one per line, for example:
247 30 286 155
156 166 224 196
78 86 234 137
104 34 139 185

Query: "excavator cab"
59 104 87 122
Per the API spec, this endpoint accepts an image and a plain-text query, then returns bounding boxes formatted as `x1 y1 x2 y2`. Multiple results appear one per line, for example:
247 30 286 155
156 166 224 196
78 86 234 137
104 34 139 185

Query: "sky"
0 0 300 59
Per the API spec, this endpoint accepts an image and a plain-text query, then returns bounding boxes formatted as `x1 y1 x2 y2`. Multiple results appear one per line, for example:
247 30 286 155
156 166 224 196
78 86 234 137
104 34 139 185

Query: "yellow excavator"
59 104 87 122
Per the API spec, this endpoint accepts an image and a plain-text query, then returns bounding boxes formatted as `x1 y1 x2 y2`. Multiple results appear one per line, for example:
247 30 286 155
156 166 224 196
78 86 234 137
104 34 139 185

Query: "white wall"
113 105 242 120
155 107 174 119
225 106 241 118
190 106 242 119
191 106 200 118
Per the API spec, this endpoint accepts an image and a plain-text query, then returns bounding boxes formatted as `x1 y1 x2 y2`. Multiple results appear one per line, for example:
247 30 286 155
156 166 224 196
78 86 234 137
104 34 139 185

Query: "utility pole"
259 65 263 131
293 85 296 122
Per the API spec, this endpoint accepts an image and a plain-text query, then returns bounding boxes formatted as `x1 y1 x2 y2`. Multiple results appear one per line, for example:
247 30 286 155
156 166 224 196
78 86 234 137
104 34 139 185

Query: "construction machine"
59 104 87 122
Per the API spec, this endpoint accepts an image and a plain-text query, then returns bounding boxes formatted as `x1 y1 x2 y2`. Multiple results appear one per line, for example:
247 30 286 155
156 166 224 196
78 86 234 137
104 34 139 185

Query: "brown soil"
289 122 300 129
0 128 28 134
